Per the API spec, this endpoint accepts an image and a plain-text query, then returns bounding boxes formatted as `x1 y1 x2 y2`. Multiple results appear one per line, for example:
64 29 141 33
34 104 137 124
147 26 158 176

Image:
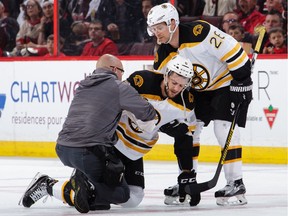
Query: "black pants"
56 144 130 205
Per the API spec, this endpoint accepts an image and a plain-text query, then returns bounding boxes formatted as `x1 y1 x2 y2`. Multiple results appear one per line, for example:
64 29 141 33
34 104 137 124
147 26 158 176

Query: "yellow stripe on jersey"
207 68 229 89
117 130 152 154
220 43 241 62
141 94 162 101
227 50 248 70
210 75 233 90
167 99 192 111
179 42 201 50
118 122 158 146
157 52 178 71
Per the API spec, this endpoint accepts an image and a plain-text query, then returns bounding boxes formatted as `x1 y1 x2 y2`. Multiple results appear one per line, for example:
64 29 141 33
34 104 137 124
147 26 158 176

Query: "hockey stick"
185 26 266 195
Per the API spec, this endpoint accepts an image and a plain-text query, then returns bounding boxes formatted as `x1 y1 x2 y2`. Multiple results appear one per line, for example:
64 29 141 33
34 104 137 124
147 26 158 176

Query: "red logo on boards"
263 105 278 129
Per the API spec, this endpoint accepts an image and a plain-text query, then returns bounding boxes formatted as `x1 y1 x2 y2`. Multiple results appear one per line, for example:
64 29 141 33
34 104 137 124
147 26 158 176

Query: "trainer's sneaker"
215 179 247 206
70 172 90 213
19 172 58 208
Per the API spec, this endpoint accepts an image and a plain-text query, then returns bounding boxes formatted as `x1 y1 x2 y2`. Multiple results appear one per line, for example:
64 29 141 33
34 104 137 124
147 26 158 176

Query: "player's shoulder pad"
180 21 210 43
127 70 161 89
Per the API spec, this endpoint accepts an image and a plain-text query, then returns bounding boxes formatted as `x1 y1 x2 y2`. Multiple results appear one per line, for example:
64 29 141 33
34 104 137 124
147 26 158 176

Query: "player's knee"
120 186 144 208
214 120 240 147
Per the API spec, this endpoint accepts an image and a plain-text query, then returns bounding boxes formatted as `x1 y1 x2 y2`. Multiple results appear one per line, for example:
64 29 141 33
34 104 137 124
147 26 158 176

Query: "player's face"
166 73 188 98
149 22 169 43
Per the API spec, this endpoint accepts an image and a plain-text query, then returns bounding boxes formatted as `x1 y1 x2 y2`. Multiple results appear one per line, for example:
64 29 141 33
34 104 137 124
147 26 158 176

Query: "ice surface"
0 157 287 216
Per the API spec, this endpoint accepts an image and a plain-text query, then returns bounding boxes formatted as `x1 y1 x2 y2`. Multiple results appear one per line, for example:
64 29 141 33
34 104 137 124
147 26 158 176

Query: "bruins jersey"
115 70 196 160
154 21 251 91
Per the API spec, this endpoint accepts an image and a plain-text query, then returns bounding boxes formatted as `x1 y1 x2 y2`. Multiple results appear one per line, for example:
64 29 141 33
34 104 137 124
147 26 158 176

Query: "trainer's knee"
120 185 144 208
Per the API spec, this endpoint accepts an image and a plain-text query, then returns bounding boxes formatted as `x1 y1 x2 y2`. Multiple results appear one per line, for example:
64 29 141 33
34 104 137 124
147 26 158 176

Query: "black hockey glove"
177 170 201 206
159 120 189 137
230 77 253 110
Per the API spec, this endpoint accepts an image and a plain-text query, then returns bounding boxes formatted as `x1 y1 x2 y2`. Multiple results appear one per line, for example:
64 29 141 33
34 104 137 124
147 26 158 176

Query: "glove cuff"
230 78 253 93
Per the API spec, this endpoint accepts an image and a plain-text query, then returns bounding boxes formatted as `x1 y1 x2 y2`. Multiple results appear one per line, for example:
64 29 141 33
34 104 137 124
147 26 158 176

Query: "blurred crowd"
0 0 286 57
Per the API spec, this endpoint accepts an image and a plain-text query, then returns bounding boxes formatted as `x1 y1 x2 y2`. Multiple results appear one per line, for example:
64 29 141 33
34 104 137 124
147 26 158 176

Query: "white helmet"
166 55 193 79
147 3 179 36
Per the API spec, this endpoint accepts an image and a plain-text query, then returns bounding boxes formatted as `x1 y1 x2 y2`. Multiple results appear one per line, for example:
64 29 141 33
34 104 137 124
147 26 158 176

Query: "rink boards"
0 56 287 164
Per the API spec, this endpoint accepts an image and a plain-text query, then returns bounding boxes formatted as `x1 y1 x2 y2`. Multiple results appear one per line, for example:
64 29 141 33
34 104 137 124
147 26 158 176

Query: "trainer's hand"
177 170 201 206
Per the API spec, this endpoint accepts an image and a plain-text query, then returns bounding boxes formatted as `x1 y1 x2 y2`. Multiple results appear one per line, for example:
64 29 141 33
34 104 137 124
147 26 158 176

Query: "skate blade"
216 194 248 206
164 195 191 206
18 172 42 206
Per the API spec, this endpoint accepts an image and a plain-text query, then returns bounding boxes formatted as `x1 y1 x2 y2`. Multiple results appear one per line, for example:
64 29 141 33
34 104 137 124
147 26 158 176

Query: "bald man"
52 54 155 213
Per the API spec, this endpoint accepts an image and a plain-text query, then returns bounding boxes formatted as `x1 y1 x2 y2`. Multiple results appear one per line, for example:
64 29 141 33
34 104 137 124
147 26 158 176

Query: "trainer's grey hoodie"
57 68 156 148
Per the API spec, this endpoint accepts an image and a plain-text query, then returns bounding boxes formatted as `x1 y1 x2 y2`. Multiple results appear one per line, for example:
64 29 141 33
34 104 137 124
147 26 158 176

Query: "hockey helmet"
147 3 179 36
166 55 193 79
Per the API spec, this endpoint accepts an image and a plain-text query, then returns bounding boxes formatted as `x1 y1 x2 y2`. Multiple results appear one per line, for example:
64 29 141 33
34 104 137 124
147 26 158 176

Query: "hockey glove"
177 170 201 206
230 77 253 110
159 120 189 137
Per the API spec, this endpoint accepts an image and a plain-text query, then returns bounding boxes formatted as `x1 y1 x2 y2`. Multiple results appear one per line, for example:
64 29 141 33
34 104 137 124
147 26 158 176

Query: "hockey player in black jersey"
147 3 253 206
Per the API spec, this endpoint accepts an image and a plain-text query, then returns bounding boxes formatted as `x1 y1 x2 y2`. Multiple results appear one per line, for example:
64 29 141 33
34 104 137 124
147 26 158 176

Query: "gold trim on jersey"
157 52 177 71
117 130 157 154
117 122 158 154
207 69 233 90
227 50 247 70
118 122 157 146
221 43 241 62
179 42 201 50
141 94 162 101
167 99 192 111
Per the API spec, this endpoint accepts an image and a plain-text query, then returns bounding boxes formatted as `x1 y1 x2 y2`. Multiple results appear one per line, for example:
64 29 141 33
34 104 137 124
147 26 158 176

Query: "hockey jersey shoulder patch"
180 22 210 44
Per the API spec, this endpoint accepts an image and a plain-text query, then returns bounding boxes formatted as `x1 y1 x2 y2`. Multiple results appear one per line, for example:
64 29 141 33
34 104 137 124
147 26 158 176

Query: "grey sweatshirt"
57 68 156 147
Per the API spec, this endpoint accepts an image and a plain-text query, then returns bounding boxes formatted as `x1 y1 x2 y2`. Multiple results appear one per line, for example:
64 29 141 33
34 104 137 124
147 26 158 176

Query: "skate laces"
29 182 48 202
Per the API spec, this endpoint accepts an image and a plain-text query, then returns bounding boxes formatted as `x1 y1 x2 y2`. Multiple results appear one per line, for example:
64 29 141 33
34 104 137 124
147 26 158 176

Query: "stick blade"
185 179 217 195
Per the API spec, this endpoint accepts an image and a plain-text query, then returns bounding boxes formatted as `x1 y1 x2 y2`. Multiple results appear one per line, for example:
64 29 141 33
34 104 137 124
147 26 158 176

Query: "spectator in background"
137 0 154 43
62 21 90 55
68 0 90 21
84 0 101 21
221 11 253 44
237 0 265 34
265 0 284 13
96 0 143 55
44 34 66 56
228 24 253 54
256 9 283 53
263 27 287 54
203 0 237 16
176 0 205 17
0 0 20 19
130 0 157 55
81 20 119 56
38 0 54 45
0 1 19 56
12 0 44 56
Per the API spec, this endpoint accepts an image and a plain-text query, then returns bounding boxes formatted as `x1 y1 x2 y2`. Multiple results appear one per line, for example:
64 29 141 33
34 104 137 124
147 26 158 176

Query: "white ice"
0 157 287 216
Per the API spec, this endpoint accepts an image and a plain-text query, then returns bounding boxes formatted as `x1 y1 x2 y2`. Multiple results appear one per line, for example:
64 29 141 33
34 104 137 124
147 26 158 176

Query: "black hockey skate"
164 184 191 205
18 172 58 208
215 179 247 206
